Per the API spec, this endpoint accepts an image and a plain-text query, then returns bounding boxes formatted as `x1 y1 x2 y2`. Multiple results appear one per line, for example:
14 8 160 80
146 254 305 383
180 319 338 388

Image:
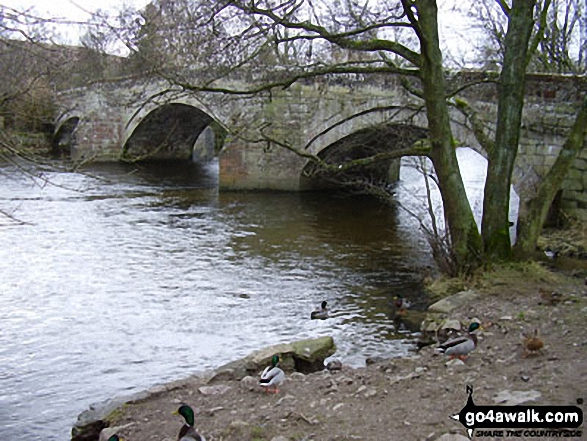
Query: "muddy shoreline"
74 263 587 441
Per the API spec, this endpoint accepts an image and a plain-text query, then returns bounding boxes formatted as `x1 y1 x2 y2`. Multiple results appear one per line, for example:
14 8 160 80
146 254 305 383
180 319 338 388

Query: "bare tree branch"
228 1 422 66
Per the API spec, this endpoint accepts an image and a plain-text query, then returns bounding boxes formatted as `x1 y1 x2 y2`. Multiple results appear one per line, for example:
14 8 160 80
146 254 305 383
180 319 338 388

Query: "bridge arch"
122 103 216 162
52 115 81 158
300 122 428 191
305 107 428 157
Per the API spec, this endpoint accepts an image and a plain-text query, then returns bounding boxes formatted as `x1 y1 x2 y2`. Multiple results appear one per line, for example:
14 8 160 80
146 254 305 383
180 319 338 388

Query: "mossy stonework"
54 72 586 215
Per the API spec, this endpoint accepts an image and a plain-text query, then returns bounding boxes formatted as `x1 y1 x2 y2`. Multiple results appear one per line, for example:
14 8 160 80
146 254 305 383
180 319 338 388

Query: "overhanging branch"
452 96 495 156
303 104 426 151
229 1 422 66
174 64 419 96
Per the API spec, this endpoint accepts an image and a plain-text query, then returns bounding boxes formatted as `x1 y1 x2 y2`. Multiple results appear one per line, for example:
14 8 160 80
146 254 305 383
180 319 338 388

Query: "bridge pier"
54 73 586 217
219 140 307 191
192 126 215 163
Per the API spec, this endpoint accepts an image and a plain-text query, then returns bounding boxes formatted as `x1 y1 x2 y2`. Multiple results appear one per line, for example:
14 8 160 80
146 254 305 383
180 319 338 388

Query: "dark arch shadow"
122 103 214 162
300 123 428 191
52 117 80 158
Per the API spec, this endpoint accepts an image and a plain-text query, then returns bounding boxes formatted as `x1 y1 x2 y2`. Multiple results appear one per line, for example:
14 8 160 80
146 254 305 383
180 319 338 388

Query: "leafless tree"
466 0 586 74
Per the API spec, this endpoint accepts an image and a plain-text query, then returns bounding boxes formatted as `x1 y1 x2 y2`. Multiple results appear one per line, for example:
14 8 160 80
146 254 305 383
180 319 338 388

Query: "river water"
0 148 511 440
0 156 440 441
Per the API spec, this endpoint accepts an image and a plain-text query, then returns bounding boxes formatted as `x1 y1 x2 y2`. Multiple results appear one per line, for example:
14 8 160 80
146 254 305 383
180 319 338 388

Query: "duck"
107 436 123 441
259 354 285 393
393 294 411 316
435 318 463 344
522 329 544 356
310 301 329 320
436 321 481 360
538 288 564 306
173 404 206 441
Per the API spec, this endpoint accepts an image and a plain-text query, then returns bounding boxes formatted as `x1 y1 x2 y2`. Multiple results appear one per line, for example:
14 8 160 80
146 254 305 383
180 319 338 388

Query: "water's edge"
72 336 336 441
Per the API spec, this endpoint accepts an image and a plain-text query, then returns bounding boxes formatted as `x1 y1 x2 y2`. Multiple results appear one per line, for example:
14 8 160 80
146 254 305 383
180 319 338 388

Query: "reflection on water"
0 158 435 440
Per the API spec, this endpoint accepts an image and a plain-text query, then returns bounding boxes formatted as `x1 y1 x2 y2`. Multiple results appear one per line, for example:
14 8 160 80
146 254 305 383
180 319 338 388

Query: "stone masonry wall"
55 73 586 217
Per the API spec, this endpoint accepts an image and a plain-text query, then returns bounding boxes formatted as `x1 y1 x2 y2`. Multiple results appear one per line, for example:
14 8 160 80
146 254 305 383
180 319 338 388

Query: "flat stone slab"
211 335 336 380
72 335 336 441
428 290 479 314
493 390 542 406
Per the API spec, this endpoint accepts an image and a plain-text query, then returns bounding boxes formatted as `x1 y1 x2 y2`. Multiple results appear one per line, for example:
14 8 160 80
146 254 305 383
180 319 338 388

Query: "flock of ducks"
108 293 550 440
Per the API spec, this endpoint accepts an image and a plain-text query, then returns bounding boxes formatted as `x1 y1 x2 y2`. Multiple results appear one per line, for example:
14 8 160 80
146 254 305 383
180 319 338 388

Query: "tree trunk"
416 0 483 272
514 95 587 257
481 0 536 260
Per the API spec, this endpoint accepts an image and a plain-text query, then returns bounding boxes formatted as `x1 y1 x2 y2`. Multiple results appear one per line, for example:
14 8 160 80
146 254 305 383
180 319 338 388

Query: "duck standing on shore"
259 354 285 393
310 301 329 320
173 404 206 441
436 322 481 360
522 329 544 356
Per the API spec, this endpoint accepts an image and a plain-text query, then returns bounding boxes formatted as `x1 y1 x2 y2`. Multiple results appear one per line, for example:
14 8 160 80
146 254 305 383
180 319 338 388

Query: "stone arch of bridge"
304 107 428 158
52 113 82 159
121 102 218 162
300 122 428 191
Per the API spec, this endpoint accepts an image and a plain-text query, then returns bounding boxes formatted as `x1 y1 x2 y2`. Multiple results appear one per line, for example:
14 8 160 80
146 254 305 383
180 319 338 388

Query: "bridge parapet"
53 72 586 217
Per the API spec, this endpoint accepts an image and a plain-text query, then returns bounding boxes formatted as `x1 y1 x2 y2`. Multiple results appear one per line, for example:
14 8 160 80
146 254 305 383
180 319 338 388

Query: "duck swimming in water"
311 301 329 320
393 294 411 316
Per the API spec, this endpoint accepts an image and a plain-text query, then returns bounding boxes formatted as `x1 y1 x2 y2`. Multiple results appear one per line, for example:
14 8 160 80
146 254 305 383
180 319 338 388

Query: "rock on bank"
71 336 335 441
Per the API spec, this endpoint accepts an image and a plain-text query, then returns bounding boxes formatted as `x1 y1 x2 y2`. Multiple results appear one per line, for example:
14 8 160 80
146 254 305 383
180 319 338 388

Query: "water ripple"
0 161 435 440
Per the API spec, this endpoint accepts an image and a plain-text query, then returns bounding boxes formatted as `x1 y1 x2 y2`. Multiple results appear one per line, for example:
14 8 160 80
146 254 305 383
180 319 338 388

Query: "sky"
2 0 151 52
1 0 479 61
2 0 149 21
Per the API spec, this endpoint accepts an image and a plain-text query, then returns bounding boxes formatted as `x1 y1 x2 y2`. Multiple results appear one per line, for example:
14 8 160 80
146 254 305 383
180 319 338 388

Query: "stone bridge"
53 72 586 216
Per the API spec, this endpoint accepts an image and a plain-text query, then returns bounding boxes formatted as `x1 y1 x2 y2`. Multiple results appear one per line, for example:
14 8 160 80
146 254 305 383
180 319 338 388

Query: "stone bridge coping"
53 70 586 216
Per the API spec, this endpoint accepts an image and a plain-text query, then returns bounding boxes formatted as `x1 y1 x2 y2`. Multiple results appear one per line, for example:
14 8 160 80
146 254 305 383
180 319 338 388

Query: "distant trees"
0 4 131 135
0 7 62 134
469 0 586 74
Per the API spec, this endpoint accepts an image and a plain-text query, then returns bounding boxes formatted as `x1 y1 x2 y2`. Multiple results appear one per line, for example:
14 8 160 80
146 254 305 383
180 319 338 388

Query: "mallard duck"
107 436 123 441
544 249 559 259
393 294 411 316
436 322 481 360
435 318 463 344
173 404 206 441
310 301 329 320
522 329 544 356
538 288 564 306
259 354 285 393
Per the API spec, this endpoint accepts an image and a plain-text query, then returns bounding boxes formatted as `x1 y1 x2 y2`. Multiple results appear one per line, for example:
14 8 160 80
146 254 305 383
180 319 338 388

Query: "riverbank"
79 260 587 441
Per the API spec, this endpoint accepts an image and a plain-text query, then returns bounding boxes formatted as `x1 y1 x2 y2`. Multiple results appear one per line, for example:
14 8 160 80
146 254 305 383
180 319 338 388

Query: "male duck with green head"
259 354 286 393
173 404 206 441
437 321 481 360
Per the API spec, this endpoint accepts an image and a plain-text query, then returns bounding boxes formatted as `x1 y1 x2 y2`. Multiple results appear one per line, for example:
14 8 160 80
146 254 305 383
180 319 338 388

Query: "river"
0 148 513 440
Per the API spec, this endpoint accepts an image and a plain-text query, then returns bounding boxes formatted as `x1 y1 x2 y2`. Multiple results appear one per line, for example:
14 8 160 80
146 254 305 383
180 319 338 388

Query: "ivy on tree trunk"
415 0 483 272
482 0 536 261
514 95 587 258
